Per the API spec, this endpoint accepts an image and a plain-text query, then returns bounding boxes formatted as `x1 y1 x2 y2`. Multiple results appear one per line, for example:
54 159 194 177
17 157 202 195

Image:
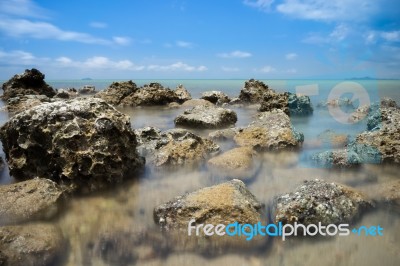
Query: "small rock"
0 178 63 225
174 105 238 129
317 130 349 148
274 179 372 225
208 127 239 141
174 84 192 103
120 82 179 106
79 85 96 94
0 223 65 266
238 79 270 103
201 91 230 105
95 80 137 105
181 98 214 107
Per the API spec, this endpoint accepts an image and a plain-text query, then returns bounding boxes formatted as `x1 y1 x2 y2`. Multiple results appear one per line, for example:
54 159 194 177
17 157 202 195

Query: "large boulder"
181 98 214 107
3 94 53 115
0 178 63 225
174 105 238 129
0 223 65 266
154 179 263 229
238 79 270 103
95 80 137 105
274 179 372 225
201 91 230 105
174 84 192 103
234 109 304 151
1 69 56 100
120 82 179 106
259 91 313 116
0 98 144 192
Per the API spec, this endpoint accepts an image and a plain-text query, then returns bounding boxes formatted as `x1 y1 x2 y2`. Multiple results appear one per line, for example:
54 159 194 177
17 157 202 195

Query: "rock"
207 147 260 180
55 89 70 99
55 88 79 99
0 178 63 225
274 179 372 225
356 106 400 163
154 179 263 229
180 98 214 107
95 80 137 105
149 129 220 167
201 91 230 105
227 97 243 106
0 98 144 192
366 180 400 211
288 93 313 115
238 79 270 103
317 129 349 148
1 69 56 100
317 97 354 108
0 223 64 266
234 109 304 151
3 95 53 115
134 126 162 156
0 157 4 173
174 105 238 129
380 97 397 108
208 128 239 141
120 82 179 106
259 92 313 116
79 85 96 94
174 84 192 103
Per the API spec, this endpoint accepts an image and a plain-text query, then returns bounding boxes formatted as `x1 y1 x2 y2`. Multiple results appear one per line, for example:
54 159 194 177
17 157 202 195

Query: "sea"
0 79 399 265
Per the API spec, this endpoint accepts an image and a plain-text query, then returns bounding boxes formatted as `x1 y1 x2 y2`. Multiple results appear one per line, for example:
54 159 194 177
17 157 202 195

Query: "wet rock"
154 179 263 229
181 98 214 107
380 97 397 108
201 91 230 105
120 82 179 106
79 85 96 94
208 127 239 141
4 95 54 115
174 84 192 103
259 90 289 114
238 79 270 103
0 223 65 266
174 105 237 129
234 109 304 151
95 80 137 105
365 180 400 211
134 126 162 156
1 69 56 100
207 147 260 180
317 130 349 148
0 157 4 173
0 98 144 192
274 179 372 225
317 97 354 108
0 178 63 225
288 93 313 115
149 129 220 167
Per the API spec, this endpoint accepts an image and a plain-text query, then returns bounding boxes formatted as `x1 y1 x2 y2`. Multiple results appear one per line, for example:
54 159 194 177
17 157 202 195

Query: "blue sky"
0 0 399 79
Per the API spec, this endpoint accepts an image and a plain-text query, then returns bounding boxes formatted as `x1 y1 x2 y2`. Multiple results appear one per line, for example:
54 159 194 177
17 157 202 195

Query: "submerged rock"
365 180 400 211
207 147 260 180
274 179 372 225
95 80 137 105
0 98 144 192
317 129 349 148
234 109 304 151
0 178 63 225
180 98 214 107
1 68 56 100
208 127 239 141
174 84 192 103
317 97 354 108
201 91 230 105
0 223 65 266
154 179 263 229
174 105 238 129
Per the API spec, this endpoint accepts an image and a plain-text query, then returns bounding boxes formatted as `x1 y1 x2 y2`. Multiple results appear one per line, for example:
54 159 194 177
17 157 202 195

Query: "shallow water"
0 80 400 265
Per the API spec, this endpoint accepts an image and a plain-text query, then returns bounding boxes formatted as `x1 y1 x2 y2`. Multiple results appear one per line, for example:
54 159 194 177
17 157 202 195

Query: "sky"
0 0 399 79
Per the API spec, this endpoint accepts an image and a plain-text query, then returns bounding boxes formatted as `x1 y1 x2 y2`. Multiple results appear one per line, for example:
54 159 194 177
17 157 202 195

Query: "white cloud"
89 22 108 29
0 50 50 66
221 67 240 72
276 0 377 22
381 31 400 42
329 24 350 41
217 50 252 58
303 24 350 44
285 53 298 60
113 36 131 45
176 41 193 48
56 56 145 71
243 0 275 11
0 0 49 18
259 65 276 73
148 62 207 72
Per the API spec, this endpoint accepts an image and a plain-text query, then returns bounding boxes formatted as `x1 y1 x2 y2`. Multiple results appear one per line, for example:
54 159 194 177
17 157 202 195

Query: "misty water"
0 79 399 265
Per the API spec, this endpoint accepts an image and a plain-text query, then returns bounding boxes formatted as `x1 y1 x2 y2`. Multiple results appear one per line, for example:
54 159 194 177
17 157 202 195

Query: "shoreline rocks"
0 178 63 225
0 97 144 192
174 105 238 129
274 179 372 225
201 91 230 105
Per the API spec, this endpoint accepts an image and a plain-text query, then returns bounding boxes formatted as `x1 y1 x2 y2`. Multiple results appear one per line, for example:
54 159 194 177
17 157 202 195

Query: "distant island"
81 77 92 80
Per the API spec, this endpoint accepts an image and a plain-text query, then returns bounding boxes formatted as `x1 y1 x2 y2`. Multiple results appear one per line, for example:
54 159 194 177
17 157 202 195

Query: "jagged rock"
208 128 239 141
274 179 372 225
0 178 63 225
174 84 192 103
3 95 53 115
238 79 270 103
148 129 220 167
79 85 96 94
120 82 179 106
0 157 4 173
259 91 289 114
174 105 237 129
201 91 230 105
1 69 56 100
0 98 144 192
288 93 313 115
234 109 304 151
0 223 65 266
181 98 214 107
154 179 263 229
95 80 137 105
207 147 260 180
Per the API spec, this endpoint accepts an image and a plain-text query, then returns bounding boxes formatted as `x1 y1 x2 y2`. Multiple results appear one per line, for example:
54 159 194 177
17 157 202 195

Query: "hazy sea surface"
0 79 399 265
